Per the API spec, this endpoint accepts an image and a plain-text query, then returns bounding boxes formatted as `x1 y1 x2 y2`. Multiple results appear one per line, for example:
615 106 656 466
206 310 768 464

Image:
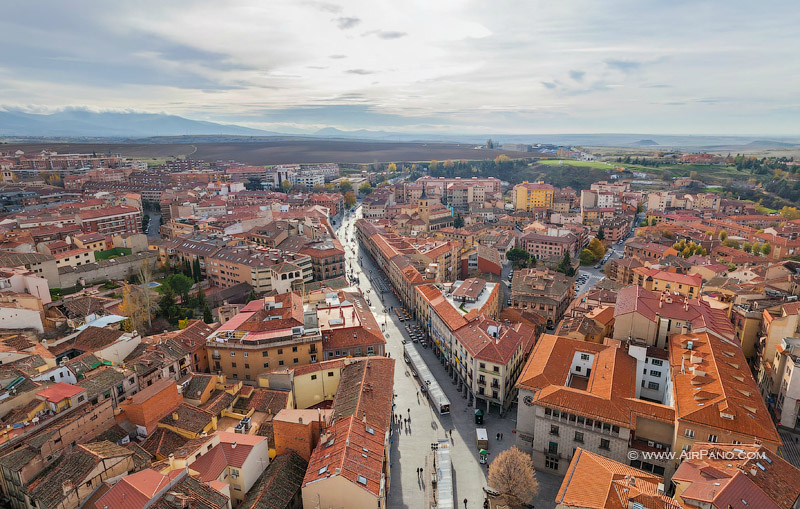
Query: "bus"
403 343 450 414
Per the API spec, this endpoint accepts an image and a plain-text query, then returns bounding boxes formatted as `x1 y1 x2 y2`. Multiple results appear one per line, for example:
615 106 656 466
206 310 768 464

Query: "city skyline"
1 0 799 135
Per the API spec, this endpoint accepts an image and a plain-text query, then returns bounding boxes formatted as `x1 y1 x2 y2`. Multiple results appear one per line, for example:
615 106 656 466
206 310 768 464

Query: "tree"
359 182 373 195
506 248 531 269
762 242 772 256
137 261 154 330
166 273 194 303
722 238 741 249
344 191 357 208
203 304 214 324
387 162 397 172
244 177 262 191
689 170 699 180
488 446 538 506
580 248 597 265
339 179 353 193
494 154 511 165
596 227 605 241
588 238 605 260
246 289 258 304
192 258 202 282
719 230 728 241
682 246 692 258
742 242 752 253
120 283 147 334
650 218 658 226
453 213 464 228
557 251 575 277
485 139 495 149
281 180 292 193
429 160 439 171
780 206 800 220
636 202 643 214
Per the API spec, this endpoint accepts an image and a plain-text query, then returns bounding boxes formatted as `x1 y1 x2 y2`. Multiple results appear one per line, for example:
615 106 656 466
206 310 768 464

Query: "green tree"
719 230 728 241
453 213 464 228
682 246 692 258
192 258 202 282
650 218 658 226
722 238 741 249
359 182 373 195
506 248 531 269
596 227 605 241
636 202 643 214
246 289 258 303
244 177 262 191
281 179 292 193
762 242 772 256
339 179 353 193
203 304 214 324
165 273 194 303
557 251 575 277
742 242 752 253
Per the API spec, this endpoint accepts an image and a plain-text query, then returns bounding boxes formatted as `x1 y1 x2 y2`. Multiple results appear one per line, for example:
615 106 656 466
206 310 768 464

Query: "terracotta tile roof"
36 382 84 403
158 403 214 435
672 443 800 509
49 326 125 356
150 475 229 509
241 388 290 414
303 357 394 497
454 316 536 365
240 451 308 509
669 332 780 446
141 427 190 459
516 335 674 428
94 468 184 509
191 432 267 481
184 374 215 401
556 448 680 509
614 286 735 340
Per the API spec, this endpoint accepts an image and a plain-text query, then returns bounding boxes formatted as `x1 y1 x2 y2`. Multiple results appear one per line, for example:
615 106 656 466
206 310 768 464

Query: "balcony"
477 379 486 386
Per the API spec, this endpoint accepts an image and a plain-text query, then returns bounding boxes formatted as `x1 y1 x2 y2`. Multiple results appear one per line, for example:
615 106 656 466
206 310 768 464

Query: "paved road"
335 209 563 509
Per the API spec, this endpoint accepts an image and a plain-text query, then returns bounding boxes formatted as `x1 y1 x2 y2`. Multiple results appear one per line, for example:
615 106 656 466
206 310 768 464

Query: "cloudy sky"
1 0 798 135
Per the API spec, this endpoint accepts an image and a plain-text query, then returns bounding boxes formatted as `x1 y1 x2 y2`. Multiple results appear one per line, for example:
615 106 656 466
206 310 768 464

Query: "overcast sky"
1 0 798 135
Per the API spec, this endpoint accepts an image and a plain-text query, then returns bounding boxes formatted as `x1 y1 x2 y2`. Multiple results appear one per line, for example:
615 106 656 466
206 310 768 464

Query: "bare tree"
119 283 147 334
488 446 538 506
137 261 154 329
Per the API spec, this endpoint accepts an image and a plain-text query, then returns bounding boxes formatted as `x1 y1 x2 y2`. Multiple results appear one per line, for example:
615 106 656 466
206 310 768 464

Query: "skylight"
318 466 328 475
357 475 368 485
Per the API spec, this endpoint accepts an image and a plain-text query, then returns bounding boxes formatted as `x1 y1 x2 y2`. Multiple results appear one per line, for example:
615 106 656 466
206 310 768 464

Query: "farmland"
0 139 534 166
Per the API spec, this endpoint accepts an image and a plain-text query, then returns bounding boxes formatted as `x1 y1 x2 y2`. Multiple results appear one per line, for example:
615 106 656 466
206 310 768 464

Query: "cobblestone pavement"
337 208 564 509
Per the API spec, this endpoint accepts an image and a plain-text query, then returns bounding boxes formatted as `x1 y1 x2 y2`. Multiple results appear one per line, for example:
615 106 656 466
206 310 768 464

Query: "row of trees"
672 240 707 258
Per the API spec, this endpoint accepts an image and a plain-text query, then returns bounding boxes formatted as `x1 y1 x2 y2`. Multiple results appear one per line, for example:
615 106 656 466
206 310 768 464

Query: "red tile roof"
36 382 84 403
94 469 183 509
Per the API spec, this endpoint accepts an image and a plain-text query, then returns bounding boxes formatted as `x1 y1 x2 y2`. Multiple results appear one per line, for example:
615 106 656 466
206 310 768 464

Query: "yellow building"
513 182 554 211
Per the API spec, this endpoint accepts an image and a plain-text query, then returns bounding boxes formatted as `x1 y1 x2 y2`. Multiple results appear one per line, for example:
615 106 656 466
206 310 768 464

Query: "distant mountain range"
0 109 278 137
1 109 799 149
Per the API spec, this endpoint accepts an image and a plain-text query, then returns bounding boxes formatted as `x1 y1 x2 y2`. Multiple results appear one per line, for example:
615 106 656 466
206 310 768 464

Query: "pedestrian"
407 408 410 416
496 432 500 441
417 467 420 477
501 432 504 440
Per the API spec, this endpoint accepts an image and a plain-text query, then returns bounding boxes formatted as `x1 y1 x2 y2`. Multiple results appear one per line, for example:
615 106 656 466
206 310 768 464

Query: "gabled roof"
36 382 84 403
673 443 800 509
94 468 184 509
556 448 679 509
240 452 308 509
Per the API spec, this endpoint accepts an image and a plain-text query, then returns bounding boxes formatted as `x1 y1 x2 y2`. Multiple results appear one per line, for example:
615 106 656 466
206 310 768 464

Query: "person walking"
496 432 500 441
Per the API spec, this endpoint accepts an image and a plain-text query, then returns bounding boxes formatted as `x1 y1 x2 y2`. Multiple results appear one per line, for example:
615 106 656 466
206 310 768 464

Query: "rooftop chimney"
231 441 237 449
172 412 179 421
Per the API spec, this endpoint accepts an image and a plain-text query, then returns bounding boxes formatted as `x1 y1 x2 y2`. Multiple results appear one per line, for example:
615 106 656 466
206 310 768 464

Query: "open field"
538 159 617 169
1 140 534 165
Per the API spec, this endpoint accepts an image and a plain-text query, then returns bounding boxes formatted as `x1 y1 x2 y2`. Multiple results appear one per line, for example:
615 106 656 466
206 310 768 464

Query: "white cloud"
0 0 797 134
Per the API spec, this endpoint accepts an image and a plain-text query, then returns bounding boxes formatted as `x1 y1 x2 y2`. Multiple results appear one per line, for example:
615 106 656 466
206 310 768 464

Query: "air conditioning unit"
647 441 654 447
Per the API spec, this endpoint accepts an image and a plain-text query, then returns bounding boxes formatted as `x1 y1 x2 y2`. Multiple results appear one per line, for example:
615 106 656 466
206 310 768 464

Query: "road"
335 206 563 509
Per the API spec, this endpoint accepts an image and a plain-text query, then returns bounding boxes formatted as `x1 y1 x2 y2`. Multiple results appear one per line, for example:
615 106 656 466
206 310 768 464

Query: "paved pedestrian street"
337 207 563 509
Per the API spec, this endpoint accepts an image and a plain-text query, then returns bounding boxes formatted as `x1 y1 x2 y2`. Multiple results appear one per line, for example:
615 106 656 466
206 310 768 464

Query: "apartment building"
207 246 311 293
76 205 141 236
513 182 554 212
207 292 322 382
298 238 345 280
510 268 574 327
519 231 578 260
452 316 536 412
613 286 735 349
318 291 386 360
